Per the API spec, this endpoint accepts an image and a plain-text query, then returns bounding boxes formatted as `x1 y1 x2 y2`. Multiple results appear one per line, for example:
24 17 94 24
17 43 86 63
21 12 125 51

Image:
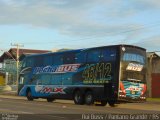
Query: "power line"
0 21 160 49
20 21 160 45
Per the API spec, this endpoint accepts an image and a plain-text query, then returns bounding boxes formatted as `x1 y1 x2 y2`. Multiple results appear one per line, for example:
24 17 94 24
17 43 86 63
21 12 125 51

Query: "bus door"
18 72 31 93
104 82 113 99
18 75 25 94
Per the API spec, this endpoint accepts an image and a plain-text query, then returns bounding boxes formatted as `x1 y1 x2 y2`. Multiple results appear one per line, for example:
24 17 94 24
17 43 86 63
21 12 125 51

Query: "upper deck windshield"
123 53 145 65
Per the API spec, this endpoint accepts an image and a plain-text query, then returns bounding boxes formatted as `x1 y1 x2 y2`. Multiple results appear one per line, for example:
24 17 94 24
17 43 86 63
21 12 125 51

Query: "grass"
147 98 160 102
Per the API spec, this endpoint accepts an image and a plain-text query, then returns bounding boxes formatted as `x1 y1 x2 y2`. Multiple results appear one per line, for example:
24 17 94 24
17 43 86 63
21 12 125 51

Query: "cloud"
0 0 159 38
134 35 160 51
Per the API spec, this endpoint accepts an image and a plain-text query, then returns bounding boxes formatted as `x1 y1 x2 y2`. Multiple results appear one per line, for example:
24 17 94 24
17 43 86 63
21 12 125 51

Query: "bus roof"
25 44 146 58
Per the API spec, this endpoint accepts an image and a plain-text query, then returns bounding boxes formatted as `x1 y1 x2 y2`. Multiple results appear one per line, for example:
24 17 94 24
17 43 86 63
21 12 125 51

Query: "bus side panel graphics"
119 81 146 99
82 63 112 84
33 64 81 74
19 85 68 97
35 86 67 95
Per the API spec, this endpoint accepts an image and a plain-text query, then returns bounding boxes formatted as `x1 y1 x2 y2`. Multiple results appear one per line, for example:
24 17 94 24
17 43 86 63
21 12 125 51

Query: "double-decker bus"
18 45 147 106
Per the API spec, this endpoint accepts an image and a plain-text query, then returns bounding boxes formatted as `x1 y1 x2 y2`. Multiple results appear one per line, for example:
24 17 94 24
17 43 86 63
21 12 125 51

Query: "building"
147 52 160 98
0 48 50 86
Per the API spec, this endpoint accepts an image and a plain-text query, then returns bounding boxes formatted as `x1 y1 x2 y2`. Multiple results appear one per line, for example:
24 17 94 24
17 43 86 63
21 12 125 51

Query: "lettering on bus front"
82 63 111 84
126 63 143 71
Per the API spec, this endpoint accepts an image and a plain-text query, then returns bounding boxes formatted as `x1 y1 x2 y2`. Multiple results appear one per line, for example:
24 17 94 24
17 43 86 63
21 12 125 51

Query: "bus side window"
53 55 63 65
75 51 87 63
41 74 51 85
44 55 53 66
87 49 101 63
62 74 72 85
51 74 62 85
102 48 116 62
34 56 44 67
30 75 40 85
26 57 34 67
37 79 42 85
63 53 75 64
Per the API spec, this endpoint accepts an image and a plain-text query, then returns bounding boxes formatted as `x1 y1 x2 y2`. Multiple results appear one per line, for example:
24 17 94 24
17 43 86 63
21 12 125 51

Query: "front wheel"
26 90 34 101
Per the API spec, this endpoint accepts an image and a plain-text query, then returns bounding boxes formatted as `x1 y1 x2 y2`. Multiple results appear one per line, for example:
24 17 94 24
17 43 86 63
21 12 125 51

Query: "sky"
0 0 160 55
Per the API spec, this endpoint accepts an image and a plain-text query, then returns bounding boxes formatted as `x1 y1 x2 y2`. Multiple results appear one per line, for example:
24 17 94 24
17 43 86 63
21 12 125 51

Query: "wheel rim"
86 94 92 103
85 92 94 105
75 93 80 102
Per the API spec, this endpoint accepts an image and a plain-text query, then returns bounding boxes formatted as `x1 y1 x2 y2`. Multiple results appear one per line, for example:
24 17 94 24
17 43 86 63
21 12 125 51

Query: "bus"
18 45 147 106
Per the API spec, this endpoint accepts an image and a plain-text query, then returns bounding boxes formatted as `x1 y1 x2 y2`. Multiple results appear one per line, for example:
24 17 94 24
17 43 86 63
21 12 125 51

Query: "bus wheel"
47 98 55 102
85 91 94 105
73 90 84 105
26 90 34 101
108 100 115 107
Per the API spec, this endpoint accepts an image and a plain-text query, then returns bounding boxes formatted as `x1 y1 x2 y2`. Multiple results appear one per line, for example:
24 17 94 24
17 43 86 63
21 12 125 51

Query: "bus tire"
108 100 115 107
47 98 55 102
26 89 34 101
85 91 94 105
73 90 84 105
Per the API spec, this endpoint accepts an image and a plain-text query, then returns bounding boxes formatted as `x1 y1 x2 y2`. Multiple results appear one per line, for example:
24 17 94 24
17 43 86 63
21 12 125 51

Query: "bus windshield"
123 53 145 64
120 47 146 83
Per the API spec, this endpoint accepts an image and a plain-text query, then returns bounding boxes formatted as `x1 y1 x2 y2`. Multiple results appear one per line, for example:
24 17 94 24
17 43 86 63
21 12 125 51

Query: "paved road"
0 95 160 120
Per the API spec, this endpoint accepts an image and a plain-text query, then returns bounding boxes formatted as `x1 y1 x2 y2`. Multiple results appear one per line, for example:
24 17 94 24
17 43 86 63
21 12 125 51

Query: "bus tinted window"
26 57 34 67
41 74 51 85
75 51 87 63
63 53 75 64
123 53 145 64
102 49 116 61
53 55 63 65
51 75 62 85
30 75 39 85
34 56 44 67
44 55 52 66
87 50 101 63
62 74 72 85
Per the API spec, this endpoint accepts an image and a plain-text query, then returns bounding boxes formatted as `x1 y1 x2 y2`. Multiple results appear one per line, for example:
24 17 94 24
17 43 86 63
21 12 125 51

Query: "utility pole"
11 43 24 94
